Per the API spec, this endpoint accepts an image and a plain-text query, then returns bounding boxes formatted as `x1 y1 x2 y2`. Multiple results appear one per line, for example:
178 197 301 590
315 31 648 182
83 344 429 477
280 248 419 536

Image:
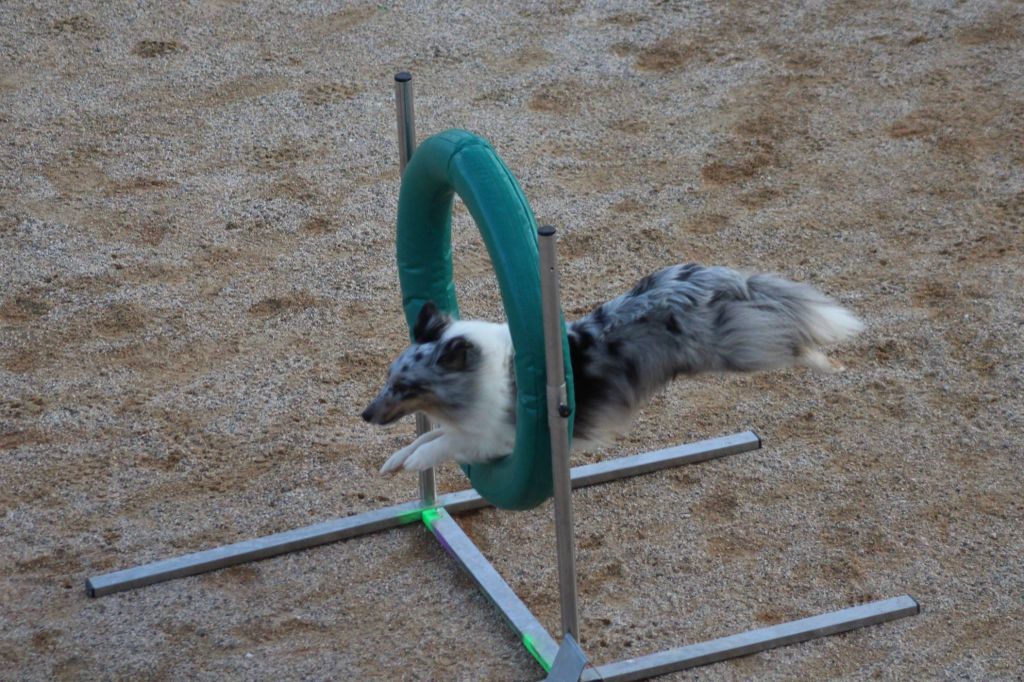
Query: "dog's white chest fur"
380 320 517 473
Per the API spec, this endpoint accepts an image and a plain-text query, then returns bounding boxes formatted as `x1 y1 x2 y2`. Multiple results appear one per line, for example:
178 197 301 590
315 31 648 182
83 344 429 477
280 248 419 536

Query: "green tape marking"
522 633 552 672
397 508 425 525
420 507 442 531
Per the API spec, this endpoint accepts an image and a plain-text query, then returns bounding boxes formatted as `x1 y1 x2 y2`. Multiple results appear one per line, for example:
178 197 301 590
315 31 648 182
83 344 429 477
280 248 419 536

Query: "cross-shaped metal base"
87 431 918 680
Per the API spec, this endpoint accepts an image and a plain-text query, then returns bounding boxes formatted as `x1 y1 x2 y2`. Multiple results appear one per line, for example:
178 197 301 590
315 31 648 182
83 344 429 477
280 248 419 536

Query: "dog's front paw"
402 439 453 471
380 448 413 475
402 449 435 472
378 429 445 475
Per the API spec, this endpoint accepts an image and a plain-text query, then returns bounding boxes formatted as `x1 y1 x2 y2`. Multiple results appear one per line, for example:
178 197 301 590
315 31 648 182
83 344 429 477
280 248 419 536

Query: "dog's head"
360 301 480 426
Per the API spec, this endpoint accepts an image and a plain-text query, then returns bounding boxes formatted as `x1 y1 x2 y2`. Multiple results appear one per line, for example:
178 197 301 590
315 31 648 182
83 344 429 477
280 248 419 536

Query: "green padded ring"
396 129 575 510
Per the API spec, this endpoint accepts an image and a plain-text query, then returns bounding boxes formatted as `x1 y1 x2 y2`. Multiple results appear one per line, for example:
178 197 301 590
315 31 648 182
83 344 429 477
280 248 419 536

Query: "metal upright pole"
395 72 416 176
395 71 436 507
538 226 580 641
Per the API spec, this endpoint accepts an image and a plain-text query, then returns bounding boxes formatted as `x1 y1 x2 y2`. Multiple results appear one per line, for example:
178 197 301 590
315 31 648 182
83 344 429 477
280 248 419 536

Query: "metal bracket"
546 633 588 682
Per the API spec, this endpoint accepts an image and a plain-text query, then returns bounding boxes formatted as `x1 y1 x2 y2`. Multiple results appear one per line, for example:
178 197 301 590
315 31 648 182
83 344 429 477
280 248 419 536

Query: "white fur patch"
806 302 865 345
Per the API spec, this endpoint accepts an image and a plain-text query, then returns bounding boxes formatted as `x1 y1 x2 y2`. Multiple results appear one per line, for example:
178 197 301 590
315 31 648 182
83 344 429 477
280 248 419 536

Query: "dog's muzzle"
361 393 403 425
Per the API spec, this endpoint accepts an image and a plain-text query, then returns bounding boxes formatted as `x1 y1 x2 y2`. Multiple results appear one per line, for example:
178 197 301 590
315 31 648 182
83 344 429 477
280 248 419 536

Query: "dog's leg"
380 428 444 474
799 347 845 373
401 434 460 472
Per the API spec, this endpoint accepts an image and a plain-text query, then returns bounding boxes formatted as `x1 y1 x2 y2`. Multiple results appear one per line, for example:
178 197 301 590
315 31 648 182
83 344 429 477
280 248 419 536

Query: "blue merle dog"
362 263 862 473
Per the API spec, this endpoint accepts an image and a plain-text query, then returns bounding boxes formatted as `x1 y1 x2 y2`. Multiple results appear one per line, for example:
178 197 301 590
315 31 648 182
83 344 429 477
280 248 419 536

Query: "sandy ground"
2 1 1022 680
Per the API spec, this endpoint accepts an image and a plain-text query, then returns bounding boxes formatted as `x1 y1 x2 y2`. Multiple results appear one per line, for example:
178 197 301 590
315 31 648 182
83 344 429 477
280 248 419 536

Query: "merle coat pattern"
362 263 862 473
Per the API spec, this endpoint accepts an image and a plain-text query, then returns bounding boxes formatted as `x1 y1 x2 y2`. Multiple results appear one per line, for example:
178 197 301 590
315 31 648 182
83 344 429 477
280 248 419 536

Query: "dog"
362 263 863 474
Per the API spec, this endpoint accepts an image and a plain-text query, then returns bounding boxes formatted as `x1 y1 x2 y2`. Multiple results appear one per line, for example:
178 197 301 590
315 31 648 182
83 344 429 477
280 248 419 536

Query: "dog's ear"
438 336 473 371
413 301 449 344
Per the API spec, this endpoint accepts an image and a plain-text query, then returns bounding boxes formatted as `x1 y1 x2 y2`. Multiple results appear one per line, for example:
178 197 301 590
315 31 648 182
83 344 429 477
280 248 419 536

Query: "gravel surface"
2 1 1022 680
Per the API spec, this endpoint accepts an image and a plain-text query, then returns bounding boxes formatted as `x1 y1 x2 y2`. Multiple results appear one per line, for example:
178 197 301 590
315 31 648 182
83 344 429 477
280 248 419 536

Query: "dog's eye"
393 381 419 396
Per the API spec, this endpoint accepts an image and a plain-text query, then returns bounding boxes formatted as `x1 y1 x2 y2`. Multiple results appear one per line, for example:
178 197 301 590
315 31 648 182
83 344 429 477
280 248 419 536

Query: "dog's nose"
360 405 374 422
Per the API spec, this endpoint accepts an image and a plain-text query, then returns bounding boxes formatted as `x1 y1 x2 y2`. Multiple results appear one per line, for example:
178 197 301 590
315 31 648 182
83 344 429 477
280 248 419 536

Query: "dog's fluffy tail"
566 264 863 448
715 272 863 373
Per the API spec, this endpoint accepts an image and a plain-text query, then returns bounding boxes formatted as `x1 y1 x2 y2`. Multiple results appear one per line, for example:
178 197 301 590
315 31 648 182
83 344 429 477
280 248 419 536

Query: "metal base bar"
425 508 561 670
546 633 588 682
581 596 920 682
87 431 760 597
86 499 427 598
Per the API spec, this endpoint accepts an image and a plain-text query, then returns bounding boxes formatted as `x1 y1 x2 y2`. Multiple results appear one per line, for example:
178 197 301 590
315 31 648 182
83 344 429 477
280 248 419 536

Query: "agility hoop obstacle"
87 73 918 680
395 127 576 511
